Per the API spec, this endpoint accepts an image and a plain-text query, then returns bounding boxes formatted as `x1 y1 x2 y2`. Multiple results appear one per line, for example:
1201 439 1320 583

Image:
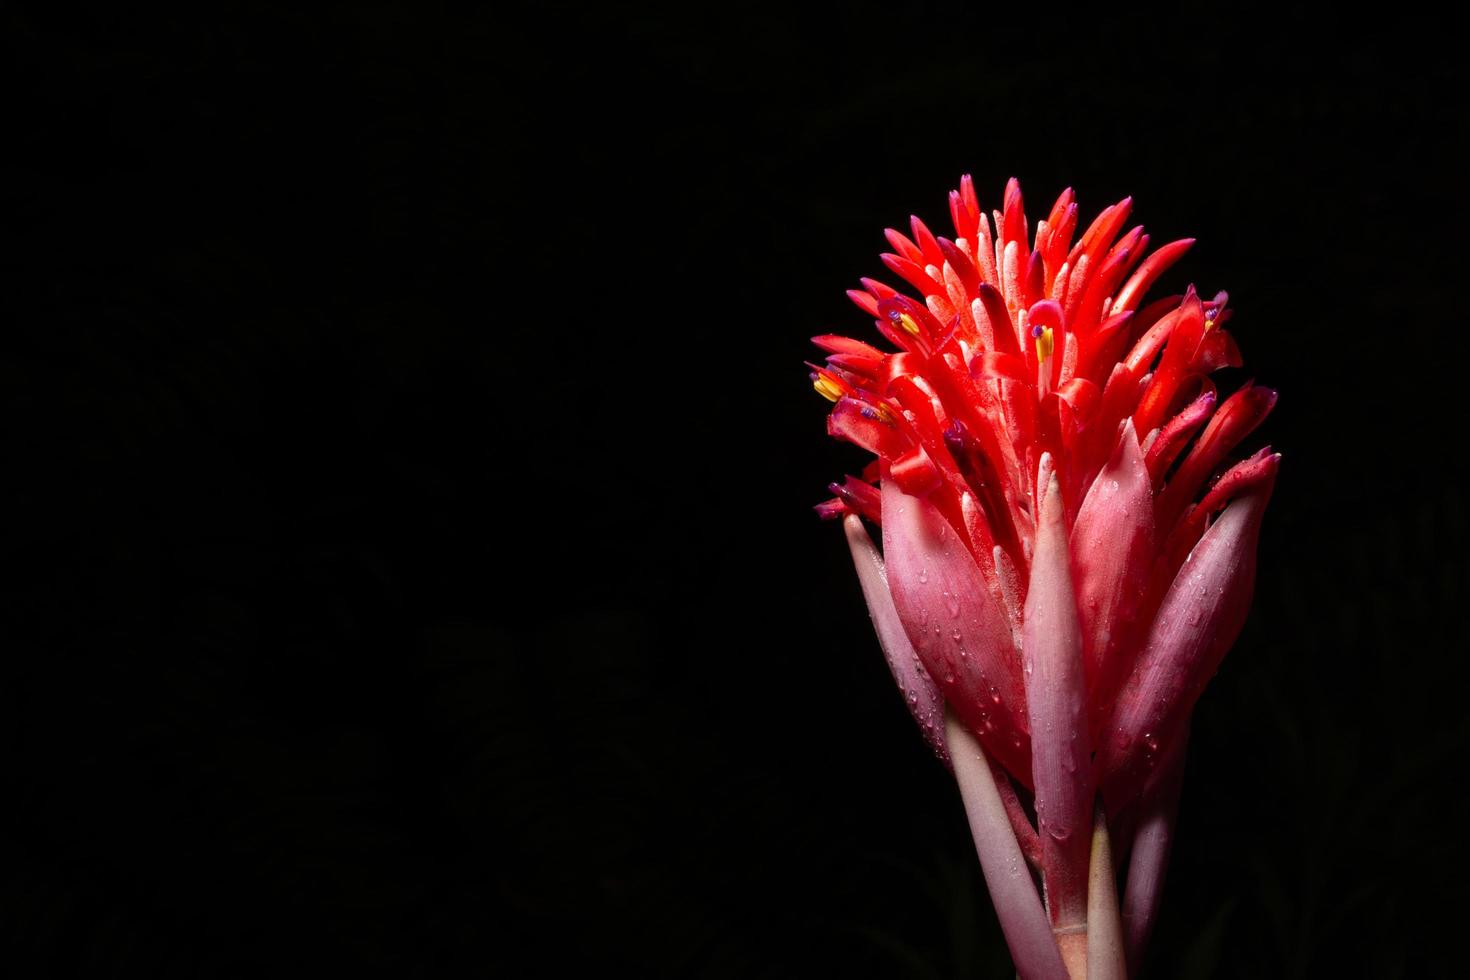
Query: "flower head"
812 177 1278 972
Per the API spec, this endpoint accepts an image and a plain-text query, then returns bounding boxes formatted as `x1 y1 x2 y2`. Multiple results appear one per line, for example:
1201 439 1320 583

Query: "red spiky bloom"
812 177 1278 978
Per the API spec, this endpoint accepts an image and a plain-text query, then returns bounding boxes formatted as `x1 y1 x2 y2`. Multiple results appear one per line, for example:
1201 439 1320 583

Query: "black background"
3 2 1466 977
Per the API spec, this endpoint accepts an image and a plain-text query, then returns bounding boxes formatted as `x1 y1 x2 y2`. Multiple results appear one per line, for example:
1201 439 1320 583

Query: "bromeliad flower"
811 177 1278 978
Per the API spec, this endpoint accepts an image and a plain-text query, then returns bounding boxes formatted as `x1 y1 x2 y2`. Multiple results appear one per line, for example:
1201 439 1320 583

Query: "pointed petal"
846 288 881 317
884 227 926 265
1110 238 1195 314
1099 465 1277 805
859 276 899 301
1164 448 1281 569
946 713 1070 980
950 185 979 244
814 498 848 520
827 395 908 459
1023 470 1093 929
910 213 946 268
1156 383 1277 531
812 333 885 359
1001 177 1029 253
843 515 949 761
828 476 882 524
1070 420 1155 729
881 251 942 297
882 479 1032 785
1143 387 1217 486
938 236 982 294
976 280 1021 356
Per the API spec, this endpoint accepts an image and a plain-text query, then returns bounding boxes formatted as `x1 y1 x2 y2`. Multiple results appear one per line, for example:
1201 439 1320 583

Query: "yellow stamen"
1034 325 1055 362
813 376 844 402
895 312 923 336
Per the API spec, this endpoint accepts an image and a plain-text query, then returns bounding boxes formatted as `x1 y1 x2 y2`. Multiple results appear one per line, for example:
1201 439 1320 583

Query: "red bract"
814 177 1277 978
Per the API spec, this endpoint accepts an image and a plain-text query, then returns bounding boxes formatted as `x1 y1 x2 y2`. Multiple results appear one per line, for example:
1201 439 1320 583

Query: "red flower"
813 177 1278 977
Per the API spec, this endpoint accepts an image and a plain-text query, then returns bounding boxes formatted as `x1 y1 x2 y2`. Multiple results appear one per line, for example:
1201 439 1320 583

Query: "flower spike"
810 177 1278 976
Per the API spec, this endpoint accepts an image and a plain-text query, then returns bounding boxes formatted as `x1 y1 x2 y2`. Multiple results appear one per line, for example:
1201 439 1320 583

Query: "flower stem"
1086 804 1127 980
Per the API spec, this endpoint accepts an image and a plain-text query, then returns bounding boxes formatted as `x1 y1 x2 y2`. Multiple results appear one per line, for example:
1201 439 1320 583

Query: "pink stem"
945 710 1069 980
1121 732 1188 972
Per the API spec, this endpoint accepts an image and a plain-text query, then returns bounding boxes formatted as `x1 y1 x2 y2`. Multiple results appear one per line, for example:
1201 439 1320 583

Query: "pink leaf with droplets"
882 478 1032 786
1022 468 1092 929
842 515 950 761
1071 419 1155 733
1099 461 1278 807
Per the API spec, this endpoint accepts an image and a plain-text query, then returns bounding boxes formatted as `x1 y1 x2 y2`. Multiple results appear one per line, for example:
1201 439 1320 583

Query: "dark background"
3 2 1465 976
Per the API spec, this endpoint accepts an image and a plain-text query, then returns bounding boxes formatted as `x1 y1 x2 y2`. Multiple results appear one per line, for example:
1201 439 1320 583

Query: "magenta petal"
1022 470 1093 929
843 514 949 762
1098 468 1277 805
882 479 1032 786
1071 419 1154 730
946 713 1070 980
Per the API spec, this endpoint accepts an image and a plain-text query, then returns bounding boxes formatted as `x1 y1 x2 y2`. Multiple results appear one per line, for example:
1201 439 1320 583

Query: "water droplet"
918 568 929 584
1143 732 1159 753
